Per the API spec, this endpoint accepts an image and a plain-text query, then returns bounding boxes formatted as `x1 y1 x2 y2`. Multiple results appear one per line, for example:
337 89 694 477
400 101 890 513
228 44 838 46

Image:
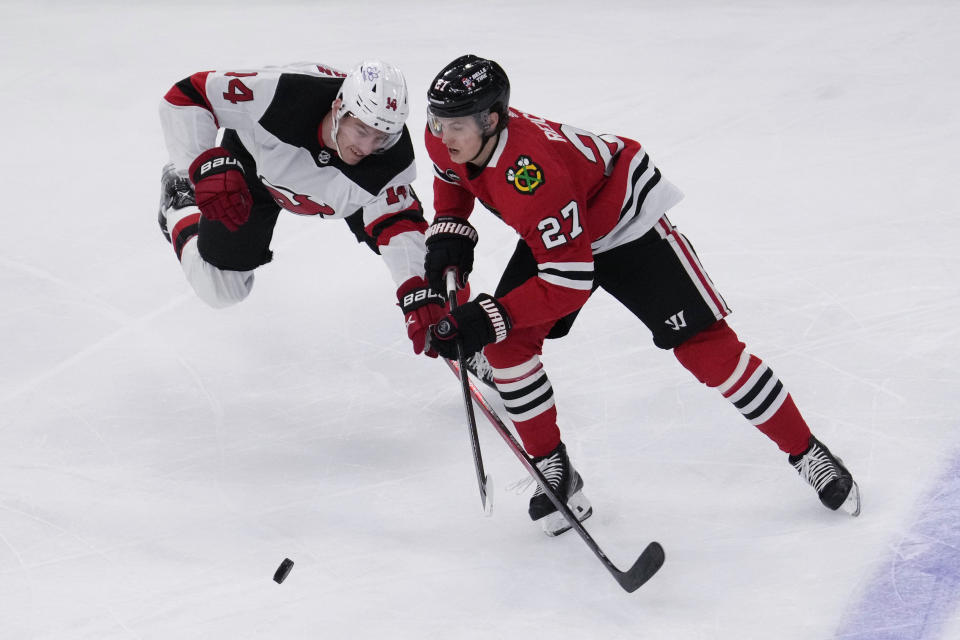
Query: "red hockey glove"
398 277 447 357
424 216 478 296
189 147 252 232
428 294 511 360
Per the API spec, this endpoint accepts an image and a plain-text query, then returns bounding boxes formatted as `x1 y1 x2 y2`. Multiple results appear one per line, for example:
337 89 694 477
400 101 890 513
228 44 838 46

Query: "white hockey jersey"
158 62 426 287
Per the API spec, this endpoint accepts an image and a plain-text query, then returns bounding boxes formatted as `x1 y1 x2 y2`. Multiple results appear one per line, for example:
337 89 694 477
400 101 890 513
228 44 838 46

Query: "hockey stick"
445 357 665 593
445 270 493 516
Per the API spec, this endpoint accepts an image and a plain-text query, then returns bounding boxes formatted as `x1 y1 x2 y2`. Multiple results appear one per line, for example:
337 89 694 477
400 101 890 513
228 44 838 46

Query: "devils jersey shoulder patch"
505 155 544 195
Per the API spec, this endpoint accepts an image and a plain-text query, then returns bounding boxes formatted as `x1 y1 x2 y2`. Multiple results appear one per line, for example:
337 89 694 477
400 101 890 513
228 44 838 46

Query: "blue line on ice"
835 454 960 639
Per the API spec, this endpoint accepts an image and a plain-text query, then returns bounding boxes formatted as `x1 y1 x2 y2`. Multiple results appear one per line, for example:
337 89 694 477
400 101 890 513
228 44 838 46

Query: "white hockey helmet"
333 59 409 153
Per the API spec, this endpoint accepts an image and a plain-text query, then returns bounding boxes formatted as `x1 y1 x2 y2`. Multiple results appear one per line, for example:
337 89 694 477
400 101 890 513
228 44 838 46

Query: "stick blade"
482 474 494 517
615 541 665 593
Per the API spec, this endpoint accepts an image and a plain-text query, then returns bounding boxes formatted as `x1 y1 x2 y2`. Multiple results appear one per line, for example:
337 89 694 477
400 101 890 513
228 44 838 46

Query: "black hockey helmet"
427 54 510 135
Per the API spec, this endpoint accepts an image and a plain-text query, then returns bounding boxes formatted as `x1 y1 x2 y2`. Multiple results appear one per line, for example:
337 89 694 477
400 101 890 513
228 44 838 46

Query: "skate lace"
795 444 839 493
465 352 495 383
507 452 564 497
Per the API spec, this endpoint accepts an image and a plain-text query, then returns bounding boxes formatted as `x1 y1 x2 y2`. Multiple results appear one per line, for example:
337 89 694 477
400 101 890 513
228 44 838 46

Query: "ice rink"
2 1 958 638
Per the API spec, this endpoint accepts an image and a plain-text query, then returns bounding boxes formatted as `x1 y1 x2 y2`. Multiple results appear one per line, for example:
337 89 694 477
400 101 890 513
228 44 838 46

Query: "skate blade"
542 490 593 537
841 480 861 517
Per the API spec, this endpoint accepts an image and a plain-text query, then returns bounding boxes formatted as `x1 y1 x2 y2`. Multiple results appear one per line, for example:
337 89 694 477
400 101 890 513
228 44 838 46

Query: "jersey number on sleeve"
385 185 408 205
560 124 624 176
222 72 257 104
538 201 582 249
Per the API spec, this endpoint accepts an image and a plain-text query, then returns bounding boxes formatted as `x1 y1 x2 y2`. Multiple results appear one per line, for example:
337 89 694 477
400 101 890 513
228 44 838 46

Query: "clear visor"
344 111 400 153
426 107 445 137
373 130 402 153
426 107 491 138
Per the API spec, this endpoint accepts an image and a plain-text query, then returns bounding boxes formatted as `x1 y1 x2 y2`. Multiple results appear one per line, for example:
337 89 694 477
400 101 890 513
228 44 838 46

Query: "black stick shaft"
445 271 491 514
444 358 664 592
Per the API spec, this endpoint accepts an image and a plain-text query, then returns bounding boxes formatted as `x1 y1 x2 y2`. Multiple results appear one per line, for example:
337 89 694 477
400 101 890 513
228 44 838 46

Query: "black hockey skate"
158 163 197 243
528 442 593 536
789 435 861 516
463 350 495 389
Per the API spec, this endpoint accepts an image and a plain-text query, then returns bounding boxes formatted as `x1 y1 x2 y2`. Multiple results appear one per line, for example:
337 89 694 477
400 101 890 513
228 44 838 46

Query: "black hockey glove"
424 216 479 295
428 294 512 359
158 163 197 244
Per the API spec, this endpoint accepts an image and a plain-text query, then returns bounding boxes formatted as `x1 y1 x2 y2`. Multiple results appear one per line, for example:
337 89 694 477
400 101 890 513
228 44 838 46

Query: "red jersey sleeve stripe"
365 206 428 247
375 218 429 246
163 72 219 127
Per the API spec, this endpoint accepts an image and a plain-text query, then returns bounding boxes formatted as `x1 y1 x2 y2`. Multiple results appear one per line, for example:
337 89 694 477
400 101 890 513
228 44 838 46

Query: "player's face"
431 115 485 164
336 115 391 165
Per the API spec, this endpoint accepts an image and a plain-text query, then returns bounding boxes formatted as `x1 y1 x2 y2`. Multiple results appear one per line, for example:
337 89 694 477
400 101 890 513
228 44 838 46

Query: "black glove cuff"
190 147 245 184
429 294 511 359
425 216 479 246
474 294 511 343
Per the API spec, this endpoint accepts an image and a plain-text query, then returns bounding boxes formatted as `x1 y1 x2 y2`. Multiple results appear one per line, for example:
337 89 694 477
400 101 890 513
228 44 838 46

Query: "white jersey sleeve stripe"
538 272 594 290
538 261 595 270
536 260 594 291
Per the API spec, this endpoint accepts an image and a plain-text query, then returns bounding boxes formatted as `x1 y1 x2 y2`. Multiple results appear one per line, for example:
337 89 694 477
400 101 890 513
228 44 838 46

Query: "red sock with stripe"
674 320 811 455
486 354 561 457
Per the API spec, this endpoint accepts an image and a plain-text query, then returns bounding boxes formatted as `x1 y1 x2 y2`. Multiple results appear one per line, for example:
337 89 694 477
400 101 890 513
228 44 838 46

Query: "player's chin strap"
467 125 500 165
329 104 344 155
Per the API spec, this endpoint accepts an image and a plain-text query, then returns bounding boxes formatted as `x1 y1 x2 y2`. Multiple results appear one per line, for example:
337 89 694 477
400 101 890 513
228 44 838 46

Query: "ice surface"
2 1 959 638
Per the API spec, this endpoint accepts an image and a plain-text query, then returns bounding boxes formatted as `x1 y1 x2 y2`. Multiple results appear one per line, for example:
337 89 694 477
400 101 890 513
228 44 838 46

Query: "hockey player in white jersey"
156 60 445 359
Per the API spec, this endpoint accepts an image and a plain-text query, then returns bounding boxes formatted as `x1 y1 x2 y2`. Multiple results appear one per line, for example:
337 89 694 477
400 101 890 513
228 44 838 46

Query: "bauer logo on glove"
397 276 447 358
198 155 243 176
188 147 253 232
402 286 444 309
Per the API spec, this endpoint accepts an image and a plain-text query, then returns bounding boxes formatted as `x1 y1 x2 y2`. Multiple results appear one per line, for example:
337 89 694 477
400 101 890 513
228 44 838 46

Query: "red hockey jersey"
425 108 683 329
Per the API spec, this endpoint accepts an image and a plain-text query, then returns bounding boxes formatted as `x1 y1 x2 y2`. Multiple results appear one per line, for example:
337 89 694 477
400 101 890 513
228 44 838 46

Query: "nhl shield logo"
505 155 544 195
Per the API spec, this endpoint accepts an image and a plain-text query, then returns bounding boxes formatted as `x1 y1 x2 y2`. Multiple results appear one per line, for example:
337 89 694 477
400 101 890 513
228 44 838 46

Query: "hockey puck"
273 558 294 584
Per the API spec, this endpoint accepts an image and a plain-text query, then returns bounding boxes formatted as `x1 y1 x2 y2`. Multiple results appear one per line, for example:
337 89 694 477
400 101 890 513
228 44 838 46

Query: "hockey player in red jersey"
422 55 861 536
157 60 446 359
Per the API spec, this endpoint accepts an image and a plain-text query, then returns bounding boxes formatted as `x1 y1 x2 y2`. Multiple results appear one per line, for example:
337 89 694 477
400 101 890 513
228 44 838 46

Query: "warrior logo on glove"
424 216 479 294
427 294 512 360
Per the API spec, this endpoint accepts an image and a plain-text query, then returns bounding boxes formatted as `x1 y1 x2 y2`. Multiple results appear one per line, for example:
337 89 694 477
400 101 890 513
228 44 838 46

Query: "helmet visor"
341 111 400 154
427 107 444 137
426 107 488 138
